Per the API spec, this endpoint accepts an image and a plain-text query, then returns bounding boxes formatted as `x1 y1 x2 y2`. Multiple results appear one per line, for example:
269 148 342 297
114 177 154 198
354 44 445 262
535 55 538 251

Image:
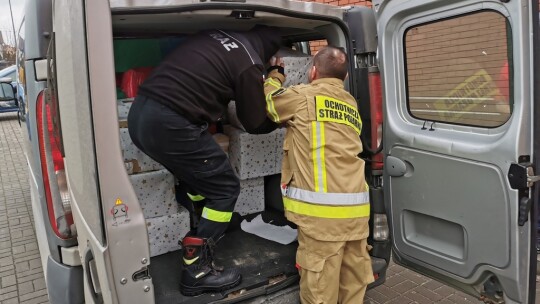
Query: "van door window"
404 11 511 128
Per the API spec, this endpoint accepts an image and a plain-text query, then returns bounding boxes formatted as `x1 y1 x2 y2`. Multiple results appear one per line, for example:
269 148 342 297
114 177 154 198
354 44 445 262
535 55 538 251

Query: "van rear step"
150 212 298 304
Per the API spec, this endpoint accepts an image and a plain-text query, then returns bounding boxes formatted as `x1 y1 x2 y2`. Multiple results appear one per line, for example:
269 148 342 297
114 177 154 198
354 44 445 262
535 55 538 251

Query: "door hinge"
508 160 535 226
508 162 539 189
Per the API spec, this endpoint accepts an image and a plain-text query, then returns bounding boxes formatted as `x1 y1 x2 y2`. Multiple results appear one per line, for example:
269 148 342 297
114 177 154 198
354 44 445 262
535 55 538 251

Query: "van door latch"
132 266 151 282
508 162 539 189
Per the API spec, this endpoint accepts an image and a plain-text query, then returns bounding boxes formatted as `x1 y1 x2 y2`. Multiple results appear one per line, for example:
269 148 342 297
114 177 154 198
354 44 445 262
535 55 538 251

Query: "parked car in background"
0 65 18 113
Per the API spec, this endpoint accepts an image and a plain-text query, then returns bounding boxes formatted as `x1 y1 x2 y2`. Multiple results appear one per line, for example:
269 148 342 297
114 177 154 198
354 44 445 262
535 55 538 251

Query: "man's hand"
268 56 285 77
269 56 284 68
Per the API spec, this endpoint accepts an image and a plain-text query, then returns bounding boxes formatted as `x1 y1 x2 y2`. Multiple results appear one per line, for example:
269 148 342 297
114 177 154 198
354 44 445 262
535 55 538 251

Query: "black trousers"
127 95 240 240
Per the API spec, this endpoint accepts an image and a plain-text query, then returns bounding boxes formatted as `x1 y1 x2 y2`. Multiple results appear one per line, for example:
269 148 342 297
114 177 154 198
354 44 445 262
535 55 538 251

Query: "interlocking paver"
18 289 47 302
17 283 33 296
17 274 45 285
414 285 445 302
2 297 20 304
1 276 16 289
19 295 48 304
0 291 18 302
0 113 49 304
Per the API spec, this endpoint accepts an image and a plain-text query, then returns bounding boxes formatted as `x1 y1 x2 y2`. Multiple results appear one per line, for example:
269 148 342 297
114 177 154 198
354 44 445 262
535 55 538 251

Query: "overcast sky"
0 0 25 46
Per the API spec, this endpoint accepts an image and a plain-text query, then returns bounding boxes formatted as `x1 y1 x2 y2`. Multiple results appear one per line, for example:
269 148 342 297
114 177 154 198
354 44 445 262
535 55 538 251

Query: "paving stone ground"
0 113 48 304
0 111 538 303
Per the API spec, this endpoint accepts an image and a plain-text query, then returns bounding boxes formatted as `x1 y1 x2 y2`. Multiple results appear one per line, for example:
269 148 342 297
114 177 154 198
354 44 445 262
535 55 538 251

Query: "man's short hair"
313 46 348 80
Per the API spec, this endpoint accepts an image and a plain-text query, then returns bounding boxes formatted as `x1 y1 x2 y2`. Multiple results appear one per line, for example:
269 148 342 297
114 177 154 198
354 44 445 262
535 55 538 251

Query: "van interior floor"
150 210 299 304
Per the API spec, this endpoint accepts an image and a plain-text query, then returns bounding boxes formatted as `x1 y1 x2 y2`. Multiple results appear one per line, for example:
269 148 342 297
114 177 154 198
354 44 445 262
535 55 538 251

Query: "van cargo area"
150 210 299 303
109 6 384 303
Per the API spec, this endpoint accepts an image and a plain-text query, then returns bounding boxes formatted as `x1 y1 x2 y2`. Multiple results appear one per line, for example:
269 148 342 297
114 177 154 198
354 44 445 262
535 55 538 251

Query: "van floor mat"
150 212 299 304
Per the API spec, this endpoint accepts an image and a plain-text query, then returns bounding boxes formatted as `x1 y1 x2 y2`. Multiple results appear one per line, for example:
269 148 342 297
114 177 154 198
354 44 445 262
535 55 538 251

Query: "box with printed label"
129 169 179 218
119 128 164 174
146 210 190 257
225 126 277 180
234 177 265 216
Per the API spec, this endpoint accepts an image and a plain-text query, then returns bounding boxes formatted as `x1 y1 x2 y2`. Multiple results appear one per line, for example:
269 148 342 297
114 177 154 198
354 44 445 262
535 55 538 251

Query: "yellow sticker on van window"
432 69 506 122
315 96 362 134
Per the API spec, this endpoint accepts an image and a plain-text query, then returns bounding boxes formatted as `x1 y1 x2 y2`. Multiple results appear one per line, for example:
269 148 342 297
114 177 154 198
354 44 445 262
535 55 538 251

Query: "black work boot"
180 236 241 296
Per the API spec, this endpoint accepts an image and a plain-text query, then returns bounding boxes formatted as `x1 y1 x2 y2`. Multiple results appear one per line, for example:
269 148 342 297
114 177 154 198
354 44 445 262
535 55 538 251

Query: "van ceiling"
112 10 332 39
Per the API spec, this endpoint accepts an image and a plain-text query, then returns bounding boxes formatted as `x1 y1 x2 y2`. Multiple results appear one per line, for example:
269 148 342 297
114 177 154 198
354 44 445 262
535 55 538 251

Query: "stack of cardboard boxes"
114 47 311 257
224 125 286 215
117 99 286 257
117 98 190 257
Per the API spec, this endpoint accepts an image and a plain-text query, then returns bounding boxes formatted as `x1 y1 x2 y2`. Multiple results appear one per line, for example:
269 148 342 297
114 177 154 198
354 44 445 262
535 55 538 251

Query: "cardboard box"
146 210 190 257
234 177 265 216
282 56 312 87
129 169 179 218
274 47 313 87
225 126 278 180
119 128 164 174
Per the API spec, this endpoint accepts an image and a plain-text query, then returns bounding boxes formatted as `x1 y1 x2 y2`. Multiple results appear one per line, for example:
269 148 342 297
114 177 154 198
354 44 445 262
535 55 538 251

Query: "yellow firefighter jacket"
264 70 370 241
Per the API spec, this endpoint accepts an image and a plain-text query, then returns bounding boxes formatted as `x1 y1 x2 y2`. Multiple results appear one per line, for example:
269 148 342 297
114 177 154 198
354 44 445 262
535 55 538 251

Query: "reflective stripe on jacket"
264 70 370 241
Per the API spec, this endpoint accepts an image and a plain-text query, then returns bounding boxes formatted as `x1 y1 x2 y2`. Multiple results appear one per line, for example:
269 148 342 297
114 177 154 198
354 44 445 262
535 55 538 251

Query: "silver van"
5 0 537 303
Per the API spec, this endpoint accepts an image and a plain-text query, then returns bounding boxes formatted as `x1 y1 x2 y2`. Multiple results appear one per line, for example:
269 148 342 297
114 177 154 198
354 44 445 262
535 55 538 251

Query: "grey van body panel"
54 0 104 248
377 0 535 302
23 58 81 266
46 256 85 304
23 0 80 268
84 0 154 302
343 6 377 56
24 0 52 60
109 0 343 19
531 4 539 304
23 57 56 275
52 0 124 302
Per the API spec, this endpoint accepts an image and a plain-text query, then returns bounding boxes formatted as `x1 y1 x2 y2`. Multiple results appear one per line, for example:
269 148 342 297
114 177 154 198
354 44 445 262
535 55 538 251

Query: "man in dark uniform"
127 26 281 295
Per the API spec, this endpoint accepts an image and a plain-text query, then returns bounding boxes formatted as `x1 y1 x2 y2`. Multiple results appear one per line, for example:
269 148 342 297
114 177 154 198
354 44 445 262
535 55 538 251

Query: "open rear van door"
376 0 538 302
53 0 153 303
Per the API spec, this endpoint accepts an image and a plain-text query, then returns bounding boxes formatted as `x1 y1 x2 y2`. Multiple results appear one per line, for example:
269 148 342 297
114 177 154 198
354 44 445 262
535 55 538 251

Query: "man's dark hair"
313 46 348 80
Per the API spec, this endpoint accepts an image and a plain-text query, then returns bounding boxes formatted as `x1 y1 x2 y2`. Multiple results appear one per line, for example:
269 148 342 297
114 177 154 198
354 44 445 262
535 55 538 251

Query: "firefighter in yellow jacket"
264 46 373 303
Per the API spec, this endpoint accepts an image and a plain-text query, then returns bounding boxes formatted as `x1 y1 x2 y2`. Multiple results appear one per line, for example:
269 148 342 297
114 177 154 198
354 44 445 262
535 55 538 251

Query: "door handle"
386 156 408 177
84 248 104 304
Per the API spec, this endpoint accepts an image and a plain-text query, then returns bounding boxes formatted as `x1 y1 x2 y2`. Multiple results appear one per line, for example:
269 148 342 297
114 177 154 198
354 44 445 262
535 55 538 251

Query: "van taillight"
37 91 73 239
368 70 383 171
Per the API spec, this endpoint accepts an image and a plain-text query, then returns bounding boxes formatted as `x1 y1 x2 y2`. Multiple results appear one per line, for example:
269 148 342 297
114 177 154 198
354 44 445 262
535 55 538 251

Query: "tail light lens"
37 90 73 239
373 213 389 241
368 70 383 170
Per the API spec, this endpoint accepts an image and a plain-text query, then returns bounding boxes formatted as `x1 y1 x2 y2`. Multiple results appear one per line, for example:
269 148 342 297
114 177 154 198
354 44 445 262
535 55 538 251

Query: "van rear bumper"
46 256 84 304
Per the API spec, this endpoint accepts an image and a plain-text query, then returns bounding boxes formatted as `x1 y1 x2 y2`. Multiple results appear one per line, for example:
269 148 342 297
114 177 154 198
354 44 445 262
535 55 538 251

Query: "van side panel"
46 257 85 304
24 0 52 60
85 0 154 302
53 0 115 302
54 0 104 246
